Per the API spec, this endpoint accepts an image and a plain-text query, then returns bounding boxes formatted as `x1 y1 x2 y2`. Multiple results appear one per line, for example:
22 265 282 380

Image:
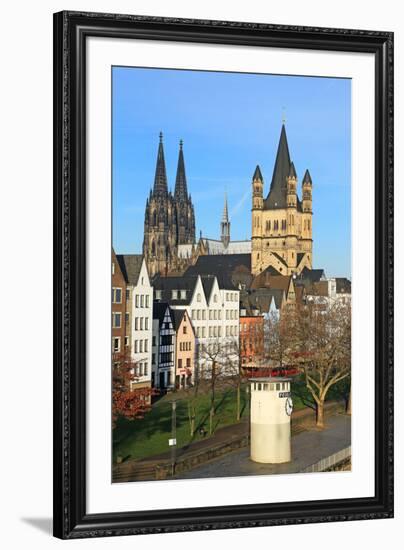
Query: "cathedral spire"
174 139 188 200
153 131 168 196
221 192 230 248
265 124 291 208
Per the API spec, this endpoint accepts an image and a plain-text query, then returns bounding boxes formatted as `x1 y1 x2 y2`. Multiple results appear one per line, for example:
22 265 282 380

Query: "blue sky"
112 67 351 278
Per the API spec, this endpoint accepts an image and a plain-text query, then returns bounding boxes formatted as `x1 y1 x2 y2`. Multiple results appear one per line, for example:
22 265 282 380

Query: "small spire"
159 131 163 143
222 192 229 223
253 165 263 181
303 169 312 185
289 162 297 179
179 139 183 150
221 192 230 248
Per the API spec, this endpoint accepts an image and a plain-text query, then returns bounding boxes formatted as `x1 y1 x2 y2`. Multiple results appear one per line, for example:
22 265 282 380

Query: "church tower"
221 193 231 248
143 132 177 277
174 140 195 246
251 124 313 276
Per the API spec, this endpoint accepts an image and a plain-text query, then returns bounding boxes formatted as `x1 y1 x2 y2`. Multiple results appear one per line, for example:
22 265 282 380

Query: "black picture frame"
53 10 394 540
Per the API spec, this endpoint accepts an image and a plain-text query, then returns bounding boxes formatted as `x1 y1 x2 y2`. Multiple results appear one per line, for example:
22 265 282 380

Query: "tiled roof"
185 253 251 288
116 254 144 285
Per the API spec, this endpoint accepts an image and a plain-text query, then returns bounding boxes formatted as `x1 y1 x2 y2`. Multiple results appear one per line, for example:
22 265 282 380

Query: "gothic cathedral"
251 124 313 276
143 133 195 276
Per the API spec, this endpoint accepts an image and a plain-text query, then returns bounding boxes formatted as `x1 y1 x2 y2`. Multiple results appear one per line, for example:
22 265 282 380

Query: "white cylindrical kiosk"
250 378 293 464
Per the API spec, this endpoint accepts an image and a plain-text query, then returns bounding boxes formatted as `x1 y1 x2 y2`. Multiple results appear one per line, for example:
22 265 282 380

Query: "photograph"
111 66 352 483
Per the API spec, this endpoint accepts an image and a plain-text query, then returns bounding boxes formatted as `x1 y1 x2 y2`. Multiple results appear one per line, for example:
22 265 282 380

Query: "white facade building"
116 255 153 388
154 274 240 376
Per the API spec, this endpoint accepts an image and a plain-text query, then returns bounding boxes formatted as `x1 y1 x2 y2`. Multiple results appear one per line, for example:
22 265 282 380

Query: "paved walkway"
177 414 351 479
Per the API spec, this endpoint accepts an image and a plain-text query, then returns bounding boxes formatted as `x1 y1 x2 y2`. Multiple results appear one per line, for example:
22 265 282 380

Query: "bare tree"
287 300 351 428
197 339 229 435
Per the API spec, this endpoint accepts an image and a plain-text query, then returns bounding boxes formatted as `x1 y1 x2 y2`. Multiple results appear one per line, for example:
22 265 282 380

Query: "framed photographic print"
53 11 394 539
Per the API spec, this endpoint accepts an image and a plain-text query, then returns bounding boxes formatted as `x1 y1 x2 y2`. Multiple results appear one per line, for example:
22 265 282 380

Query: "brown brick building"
112 248 127 364
239 313 264 369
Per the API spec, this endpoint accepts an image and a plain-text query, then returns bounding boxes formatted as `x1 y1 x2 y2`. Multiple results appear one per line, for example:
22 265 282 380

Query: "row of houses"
112 249 351 392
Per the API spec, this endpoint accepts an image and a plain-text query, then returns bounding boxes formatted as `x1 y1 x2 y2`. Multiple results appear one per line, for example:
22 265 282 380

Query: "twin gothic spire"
152 132 189 200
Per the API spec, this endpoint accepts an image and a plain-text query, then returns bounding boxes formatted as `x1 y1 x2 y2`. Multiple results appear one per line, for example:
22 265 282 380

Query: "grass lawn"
113 382 309 462
113 385 249 462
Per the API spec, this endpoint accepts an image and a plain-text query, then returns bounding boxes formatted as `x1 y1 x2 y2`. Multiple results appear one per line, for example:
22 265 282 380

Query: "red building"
239 311 264 369
112 248 127 365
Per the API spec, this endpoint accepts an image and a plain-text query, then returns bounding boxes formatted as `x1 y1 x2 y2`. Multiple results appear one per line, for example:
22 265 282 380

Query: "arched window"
152 210 157 226
151 240 156 255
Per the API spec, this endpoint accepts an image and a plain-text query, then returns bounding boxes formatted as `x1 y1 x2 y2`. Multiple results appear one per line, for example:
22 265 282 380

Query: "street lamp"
169 400 177 476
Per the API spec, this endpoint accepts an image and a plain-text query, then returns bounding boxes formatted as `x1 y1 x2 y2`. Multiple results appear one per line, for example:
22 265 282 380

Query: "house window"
183 325 187 334
140 317 143 330
135 294 139 307
152 353 155 365
213 294 218 303
125 312 129 323
134 340 138 353
112 313 121 328
155 290 162 300
112 288 122 304
144 362 148 376
113 337 120 353
112 262 115 275
139 340 143 353
144 339 148 352
152 336 156 346
146 295 149 308
181 290 187 299
197 293 201 302
124 336 129 347
140 295 144 307
135 317 139 330
172 290 178 300
178 358 182 370
139 364 143 377
186 358 191 369
145 318 149 330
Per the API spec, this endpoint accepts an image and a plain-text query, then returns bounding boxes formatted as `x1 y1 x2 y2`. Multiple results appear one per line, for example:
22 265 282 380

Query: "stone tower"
251 124 313 276
221 193 231 248
174 140 195 246
143 133 195 277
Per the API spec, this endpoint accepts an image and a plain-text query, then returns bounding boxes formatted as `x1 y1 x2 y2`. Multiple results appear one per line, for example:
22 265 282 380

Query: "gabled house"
172 309 195 388
153 273 240 373
116 254 153 389
152 302 176 390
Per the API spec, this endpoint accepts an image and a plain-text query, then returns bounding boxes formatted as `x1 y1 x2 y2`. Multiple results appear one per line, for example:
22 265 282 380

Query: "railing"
300 446 351 473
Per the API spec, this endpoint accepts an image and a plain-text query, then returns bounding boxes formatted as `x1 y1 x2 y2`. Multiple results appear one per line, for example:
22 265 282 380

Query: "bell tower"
251 165 264 274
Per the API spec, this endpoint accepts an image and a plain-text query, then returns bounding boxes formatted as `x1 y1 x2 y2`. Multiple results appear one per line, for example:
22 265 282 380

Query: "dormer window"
197 293 201 302
155 290 162 300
